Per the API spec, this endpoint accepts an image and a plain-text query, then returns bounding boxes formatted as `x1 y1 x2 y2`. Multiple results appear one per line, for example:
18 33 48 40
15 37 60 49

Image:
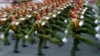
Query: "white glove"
62 37 68 43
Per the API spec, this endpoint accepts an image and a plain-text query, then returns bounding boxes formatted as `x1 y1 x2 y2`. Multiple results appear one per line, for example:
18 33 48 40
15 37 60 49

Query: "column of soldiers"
65 0 100 56
0 0 99 56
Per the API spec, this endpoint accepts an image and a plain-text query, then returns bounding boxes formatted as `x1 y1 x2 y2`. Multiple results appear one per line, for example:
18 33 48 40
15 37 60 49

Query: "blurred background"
0 0 100 56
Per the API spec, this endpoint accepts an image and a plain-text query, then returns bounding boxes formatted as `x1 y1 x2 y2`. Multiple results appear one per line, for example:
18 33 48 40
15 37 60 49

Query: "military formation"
0 0 100 56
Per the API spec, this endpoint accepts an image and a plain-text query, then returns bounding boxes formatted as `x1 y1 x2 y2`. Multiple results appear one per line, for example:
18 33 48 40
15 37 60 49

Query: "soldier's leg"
12 34 16 40
38 38 44 55
3 33 11 45
70 38 79 56
43 40 49 49
14 37 20 53
77 34 99 47
3 25 11 45
29 35 36 44
22 38 28 47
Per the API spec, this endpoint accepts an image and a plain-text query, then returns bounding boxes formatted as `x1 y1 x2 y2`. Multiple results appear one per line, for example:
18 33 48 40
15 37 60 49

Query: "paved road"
0 33 100 56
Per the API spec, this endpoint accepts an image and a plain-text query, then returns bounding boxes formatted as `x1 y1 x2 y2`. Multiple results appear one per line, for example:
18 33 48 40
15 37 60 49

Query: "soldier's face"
41 10 46 16
36 14 41 20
